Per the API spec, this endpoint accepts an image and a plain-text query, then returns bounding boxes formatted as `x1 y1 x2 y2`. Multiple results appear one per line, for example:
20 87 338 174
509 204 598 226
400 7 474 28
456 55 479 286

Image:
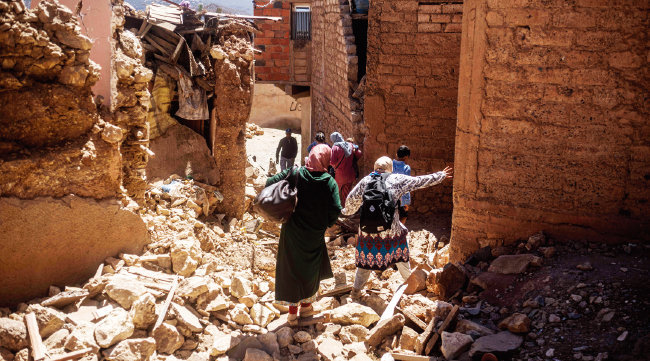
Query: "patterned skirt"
355 229 409 271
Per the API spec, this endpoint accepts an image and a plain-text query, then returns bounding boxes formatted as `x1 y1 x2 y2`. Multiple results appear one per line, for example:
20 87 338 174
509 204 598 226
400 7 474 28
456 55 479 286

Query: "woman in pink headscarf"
265 144 341 325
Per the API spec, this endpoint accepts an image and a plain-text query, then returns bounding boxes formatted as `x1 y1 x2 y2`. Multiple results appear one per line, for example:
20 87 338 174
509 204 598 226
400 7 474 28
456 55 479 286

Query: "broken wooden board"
42 289 89 308
415 316 438 354
48 347 93 361
124 266 176 283
381 284 406 321
425 304 460 355
319 285 353 298
148 3 183 25
391 353 443 361
153 277 178 330
25 313 46 361
397 307 427 331
204 12 281 21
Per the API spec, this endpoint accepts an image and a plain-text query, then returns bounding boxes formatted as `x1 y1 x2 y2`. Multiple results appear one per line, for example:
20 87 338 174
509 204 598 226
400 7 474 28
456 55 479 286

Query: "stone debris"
0 132 641 361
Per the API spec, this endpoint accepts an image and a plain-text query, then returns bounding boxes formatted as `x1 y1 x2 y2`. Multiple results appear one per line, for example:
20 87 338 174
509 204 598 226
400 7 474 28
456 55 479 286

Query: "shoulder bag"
253 166 300 223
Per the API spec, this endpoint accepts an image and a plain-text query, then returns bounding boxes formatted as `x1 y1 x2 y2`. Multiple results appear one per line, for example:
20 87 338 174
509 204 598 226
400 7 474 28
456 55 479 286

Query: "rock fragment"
469 331 523 358
441 331 474 360
152 323 184 354
488 254 542 274
366 314 405 348
329 304 379 327
94 309 134 348
102 337 156 361
0 318 28 352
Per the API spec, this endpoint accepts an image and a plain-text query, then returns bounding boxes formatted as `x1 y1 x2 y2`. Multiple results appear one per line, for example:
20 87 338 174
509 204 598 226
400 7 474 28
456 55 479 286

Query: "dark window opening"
291 6 311 41
352 18 368 80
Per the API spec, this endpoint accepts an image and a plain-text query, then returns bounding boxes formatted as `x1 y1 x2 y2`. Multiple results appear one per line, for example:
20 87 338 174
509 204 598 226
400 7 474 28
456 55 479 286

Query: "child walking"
392 145 412 224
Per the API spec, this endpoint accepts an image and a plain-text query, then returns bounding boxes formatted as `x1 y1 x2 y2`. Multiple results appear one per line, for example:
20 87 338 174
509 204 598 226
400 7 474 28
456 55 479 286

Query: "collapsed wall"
451 0 650 261
111 0 153 203
310 0 363 147
364 0 462 213
0 0 148 305
211 21 256 218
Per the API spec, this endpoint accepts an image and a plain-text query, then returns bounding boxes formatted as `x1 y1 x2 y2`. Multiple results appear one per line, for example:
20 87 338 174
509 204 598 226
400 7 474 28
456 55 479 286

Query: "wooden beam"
397 307 427 331
425 305 460 355
205 12 281 21
145 34 173 56
48 348 93 361
25 313 46 361
415 316 438 354
171 37 185 63
380 284 406 321
391 353 442 361
319 285 352 298
153 277 178 330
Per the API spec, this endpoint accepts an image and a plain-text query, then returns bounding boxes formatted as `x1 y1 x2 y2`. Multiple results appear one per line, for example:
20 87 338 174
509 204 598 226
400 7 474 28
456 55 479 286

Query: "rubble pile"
1 161 646 361
245 123 265 139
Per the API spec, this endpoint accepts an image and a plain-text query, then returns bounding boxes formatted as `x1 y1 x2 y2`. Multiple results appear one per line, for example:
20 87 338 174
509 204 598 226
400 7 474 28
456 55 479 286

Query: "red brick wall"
310 0 359 143
254 1 291 82
450 0 650 261
364 0 463 213
254 1 311 84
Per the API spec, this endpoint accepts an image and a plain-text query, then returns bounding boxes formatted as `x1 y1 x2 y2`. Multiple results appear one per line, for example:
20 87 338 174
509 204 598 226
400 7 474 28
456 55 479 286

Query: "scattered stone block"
498 313 531 333
103 337 156 361
488 254 542 274
152 323 184 354
94 308 134 348
469 331 523 358
130 293 156 329
366 314 405 348
329 304 380 327
441 331 474 360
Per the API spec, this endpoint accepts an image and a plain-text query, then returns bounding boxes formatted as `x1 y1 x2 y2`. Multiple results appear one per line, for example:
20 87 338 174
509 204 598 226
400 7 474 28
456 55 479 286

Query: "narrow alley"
0 1 648 361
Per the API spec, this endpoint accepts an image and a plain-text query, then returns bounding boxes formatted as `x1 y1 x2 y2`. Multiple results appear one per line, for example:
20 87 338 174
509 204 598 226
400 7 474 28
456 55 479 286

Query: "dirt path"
246 127 302 174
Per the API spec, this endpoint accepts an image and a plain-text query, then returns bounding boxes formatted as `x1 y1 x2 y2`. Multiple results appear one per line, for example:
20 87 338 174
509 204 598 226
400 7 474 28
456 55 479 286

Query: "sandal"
287 313 298 326
299 305 317 318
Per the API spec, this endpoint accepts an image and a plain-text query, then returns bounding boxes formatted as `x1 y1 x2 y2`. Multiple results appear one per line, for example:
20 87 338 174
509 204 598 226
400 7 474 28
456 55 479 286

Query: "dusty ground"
246 127 302 175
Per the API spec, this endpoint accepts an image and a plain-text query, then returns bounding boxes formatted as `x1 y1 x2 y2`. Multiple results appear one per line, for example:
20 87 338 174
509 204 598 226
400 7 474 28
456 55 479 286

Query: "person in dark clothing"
266 144 341 325
276 128 299 171
307 131 329 153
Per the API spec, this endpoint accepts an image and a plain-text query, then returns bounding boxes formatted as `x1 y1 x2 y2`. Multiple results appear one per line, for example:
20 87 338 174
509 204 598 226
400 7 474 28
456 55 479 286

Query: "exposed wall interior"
0 0 149 305
450 0 650 261
364 0 462 213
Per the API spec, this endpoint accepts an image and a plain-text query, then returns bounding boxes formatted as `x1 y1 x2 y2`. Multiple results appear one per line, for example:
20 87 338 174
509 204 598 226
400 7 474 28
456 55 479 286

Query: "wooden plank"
397 307 427 331
380 284 406 321
145 34 173 56
391 353 442 361
171 37 185 63
146 32 176 53
205 12 281 21
425 305 460 355
93 263 104 279
415 316 438 354
319 285 352 298
48 348 93 361
125 267 176 283
42 290 89 308
153 277 178 330
25 313 46 361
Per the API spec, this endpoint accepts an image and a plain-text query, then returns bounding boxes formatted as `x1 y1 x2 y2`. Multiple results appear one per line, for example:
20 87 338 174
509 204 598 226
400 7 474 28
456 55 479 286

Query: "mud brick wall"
364 0 462 213
310 0 359 148
0 0 148 305
450 0 650 261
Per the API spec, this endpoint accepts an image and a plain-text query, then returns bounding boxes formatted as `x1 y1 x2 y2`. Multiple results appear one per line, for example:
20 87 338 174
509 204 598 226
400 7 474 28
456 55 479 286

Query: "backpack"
360 173 396 233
